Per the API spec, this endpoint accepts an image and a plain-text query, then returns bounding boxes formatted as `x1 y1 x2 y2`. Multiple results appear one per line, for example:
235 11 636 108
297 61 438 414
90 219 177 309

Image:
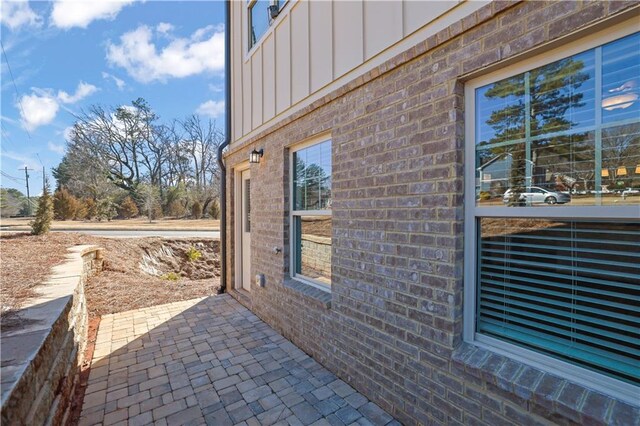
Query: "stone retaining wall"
1 245 103 426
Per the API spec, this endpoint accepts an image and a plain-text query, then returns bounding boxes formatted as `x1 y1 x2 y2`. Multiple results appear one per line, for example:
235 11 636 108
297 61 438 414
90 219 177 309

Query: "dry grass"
1 232 220 325
0 217 219 231
0 233 94 319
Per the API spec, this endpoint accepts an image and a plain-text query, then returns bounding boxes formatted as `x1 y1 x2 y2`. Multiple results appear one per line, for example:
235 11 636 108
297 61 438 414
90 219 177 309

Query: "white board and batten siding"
231 0 489 145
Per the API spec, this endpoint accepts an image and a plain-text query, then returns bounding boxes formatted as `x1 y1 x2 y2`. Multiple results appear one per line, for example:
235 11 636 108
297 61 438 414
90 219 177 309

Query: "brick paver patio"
79 294 398 426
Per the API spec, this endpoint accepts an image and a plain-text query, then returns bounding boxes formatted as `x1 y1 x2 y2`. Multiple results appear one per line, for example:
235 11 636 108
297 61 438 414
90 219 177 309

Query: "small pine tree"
137 184 160 223
96 197 118 221
209 199 220 219
31 180 54 235
53 187 80 220
167 200 186 218
119 196 139 219
191 201 202 219
84 198 97 220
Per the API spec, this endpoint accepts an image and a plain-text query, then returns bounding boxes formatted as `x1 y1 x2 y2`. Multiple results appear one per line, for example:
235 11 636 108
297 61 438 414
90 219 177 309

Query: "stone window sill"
283 278 331 309
451 343 639 425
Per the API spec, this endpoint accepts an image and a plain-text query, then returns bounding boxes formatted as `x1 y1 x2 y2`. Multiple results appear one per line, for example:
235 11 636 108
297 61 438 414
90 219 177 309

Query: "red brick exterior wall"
224 2 639 424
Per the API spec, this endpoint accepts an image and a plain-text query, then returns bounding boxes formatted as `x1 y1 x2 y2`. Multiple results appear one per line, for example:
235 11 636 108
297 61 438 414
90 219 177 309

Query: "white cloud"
101 71 126 90
57 81 98 104
50 0 136 29
18 93 59 131
0 0 42 30
196 100 225 119
48 141 65 154
156 22 173 34
208 83 224 93
17 81 97 131
106 24 225 83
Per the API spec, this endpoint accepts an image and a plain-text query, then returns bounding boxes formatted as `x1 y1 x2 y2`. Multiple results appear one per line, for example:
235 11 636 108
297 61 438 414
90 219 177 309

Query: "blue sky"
1 0 225 195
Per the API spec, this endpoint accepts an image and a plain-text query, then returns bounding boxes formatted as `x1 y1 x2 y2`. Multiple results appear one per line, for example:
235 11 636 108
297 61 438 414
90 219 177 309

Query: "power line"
0 124 18 152
0 170 25 181
0 39 31 140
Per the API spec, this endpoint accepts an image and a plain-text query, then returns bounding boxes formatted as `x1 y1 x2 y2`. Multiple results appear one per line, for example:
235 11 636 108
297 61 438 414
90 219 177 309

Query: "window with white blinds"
477 219 639 385
464 24 640 403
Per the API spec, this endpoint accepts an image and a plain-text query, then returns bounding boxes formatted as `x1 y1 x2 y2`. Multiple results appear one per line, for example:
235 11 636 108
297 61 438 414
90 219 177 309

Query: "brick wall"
224 2 639 425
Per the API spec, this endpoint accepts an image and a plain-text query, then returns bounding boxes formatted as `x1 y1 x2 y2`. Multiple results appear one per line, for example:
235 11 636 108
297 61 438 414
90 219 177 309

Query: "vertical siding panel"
290 0 310 104
263 34 276 122
309 0 332 92
404 0 457 36
232 1 243 140
363 0 403 60
251 48 263 129
242 59 252 135
275 17 291 115
333 0 363 78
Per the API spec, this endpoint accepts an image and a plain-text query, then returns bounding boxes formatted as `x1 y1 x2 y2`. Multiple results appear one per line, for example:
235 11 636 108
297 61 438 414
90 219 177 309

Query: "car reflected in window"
503 186 571 205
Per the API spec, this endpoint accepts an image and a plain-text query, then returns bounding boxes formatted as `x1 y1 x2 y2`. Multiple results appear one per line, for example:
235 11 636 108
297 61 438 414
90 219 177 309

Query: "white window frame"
289 136 332 292
463 19 640 406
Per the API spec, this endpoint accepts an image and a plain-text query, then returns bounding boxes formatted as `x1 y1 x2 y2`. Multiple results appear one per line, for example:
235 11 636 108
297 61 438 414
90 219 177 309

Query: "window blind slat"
481 247 638 270
482 240 640 258
479 288 638 333
481 272 638 302
481 263 638 291
481 276 640 308
481 254 639 279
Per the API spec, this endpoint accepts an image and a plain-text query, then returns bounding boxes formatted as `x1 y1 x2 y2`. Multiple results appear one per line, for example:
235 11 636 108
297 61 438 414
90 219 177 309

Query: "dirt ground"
0 232 221 326
0 217 219 231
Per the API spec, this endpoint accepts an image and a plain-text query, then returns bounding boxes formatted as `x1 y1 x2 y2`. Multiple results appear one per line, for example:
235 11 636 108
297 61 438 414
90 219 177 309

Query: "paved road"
0 229 219 238
54 229 220 238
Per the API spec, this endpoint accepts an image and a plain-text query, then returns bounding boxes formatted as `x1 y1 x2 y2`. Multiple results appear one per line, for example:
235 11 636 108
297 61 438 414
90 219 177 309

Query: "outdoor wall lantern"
635 164 640 174
601 169 610 178
249 148 264 164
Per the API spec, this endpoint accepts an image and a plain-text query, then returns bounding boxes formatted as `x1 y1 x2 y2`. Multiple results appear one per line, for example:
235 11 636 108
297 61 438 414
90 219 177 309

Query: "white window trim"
464 19 640 406
289 135 332 292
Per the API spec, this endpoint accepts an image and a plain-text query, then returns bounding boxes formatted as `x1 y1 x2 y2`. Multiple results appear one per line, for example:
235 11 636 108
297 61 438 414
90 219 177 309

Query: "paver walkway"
79 294 398 426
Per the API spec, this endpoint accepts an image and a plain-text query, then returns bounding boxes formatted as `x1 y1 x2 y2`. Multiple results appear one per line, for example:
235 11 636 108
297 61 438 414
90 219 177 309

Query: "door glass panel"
244 178 251 232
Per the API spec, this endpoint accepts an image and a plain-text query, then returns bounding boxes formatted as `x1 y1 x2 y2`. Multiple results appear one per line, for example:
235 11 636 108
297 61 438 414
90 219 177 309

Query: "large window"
465 27 640 404
290 138 332 290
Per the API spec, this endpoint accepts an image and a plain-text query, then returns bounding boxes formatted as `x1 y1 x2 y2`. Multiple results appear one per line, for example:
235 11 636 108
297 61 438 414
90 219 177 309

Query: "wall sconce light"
601 169 609 178
249 148 263 164
616 165 628 176
635 164 640 174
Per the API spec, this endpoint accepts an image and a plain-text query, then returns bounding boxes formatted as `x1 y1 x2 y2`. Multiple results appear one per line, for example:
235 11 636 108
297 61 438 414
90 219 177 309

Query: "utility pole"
42 166 46 190
21 166 34 216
